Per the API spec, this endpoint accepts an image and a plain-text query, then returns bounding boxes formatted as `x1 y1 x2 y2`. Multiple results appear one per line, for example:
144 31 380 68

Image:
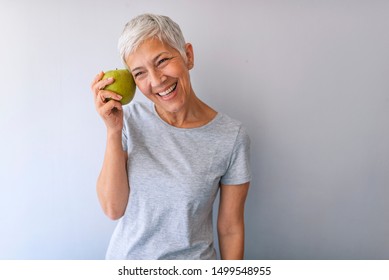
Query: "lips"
157 82 177 98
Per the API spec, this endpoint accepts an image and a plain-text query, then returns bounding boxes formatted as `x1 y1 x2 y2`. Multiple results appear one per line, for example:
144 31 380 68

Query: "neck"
155 94 217 128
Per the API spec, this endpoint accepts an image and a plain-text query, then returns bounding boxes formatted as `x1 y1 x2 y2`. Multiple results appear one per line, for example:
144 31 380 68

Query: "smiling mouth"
157 82 177 97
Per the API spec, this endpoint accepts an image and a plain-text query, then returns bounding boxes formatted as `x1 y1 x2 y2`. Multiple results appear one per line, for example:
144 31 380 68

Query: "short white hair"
118 13 187 68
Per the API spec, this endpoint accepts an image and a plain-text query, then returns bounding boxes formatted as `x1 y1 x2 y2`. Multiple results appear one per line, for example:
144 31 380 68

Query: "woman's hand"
91 71 124 133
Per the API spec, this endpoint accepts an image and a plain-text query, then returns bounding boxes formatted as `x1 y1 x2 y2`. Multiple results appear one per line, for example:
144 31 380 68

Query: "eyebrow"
130 52 171 73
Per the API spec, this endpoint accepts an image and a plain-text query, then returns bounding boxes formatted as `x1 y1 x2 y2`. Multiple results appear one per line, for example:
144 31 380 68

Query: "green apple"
102 69 136 105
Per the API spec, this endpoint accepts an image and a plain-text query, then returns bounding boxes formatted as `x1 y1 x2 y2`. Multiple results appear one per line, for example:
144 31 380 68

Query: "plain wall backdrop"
0 0 388 259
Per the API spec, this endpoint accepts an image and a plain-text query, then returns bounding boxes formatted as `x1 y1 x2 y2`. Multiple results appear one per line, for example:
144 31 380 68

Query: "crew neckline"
151 103 220 131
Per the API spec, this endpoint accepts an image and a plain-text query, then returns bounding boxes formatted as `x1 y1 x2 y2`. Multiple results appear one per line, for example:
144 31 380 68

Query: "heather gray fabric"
105 101 251 259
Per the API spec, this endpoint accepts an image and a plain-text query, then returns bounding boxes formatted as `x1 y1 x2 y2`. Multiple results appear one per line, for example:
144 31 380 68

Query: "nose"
149 68 166 87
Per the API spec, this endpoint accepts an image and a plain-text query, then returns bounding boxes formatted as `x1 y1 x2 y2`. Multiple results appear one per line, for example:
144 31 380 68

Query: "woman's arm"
96 131 129 220
217 182 250 259
92 72 130 220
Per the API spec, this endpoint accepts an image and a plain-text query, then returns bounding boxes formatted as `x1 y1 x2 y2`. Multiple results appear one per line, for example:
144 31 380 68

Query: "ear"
185 43 194 70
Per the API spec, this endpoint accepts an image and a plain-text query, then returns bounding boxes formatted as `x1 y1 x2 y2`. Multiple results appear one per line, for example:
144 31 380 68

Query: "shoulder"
214 113 250 142
121 101 156 136
122 100 154 121
216 112 242 127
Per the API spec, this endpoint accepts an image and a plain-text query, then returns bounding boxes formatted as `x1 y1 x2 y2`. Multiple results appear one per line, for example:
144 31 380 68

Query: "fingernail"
108 77 114 81
117 95 122 99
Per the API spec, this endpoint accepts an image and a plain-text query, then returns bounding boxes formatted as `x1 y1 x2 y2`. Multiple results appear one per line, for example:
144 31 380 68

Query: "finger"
91 71 104 90
91 72 105 101
91 72 116 97
99 77 114 90
96 90 123 105
108 99 123 112
93 71 104 84
94 77 115 97
99 99 123 116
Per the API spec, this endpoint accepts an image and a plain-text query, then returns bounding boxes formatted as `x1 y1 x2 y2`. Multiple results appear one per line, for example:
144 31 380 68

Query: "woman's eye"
133 72 143 78
157 57 170 66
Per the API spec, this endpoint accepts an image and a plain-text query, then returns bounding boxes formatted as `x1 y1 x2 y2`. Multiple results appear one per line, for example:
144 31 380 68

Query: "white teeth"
158 83 176 96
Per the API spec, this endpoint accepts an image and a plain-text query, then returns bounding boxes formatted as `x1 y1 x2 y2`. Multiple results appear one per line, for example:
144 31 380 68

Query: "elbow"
104 207 125 220
97 184 129 220
217 220 244 237
100 200 126 220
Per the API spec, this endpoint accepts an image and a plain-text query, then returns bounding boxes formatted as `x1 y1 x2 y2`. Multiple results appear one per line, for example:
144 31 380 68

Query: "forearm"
97 130 129 220
217 182 249 260
218 223 245 260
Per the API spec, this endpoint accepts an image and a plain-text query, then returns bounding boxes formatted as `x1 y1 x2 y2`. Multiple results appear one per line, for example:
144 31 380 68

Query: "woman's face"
125 38 194 114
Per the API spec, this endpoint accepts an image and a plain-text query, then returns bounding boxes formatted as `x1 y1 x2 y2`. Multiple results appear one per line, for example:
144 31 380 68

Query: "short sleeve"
122 127 128 151
121 115 129 152
220 125 251 185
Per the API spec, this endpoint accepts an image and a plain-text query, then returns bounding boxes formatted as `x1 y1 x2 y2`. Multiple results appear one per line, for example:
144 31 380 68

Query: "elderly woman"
91 13 250 260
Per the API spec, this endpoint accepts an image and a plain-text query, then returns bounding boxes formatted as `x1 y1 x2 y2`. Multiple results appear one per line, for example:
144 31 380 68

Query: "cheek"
135 80 151 96
179 72 191 87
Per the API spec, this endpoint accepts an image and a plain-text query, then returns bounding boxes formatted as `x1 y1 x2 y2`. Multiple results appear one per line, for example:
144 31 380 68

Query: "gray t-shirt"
105 101 251 260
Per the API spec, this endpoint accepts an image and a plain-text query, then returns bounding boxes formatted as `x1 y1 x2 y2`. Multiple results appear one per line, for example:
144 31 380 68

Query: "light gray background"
0 0 388 259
